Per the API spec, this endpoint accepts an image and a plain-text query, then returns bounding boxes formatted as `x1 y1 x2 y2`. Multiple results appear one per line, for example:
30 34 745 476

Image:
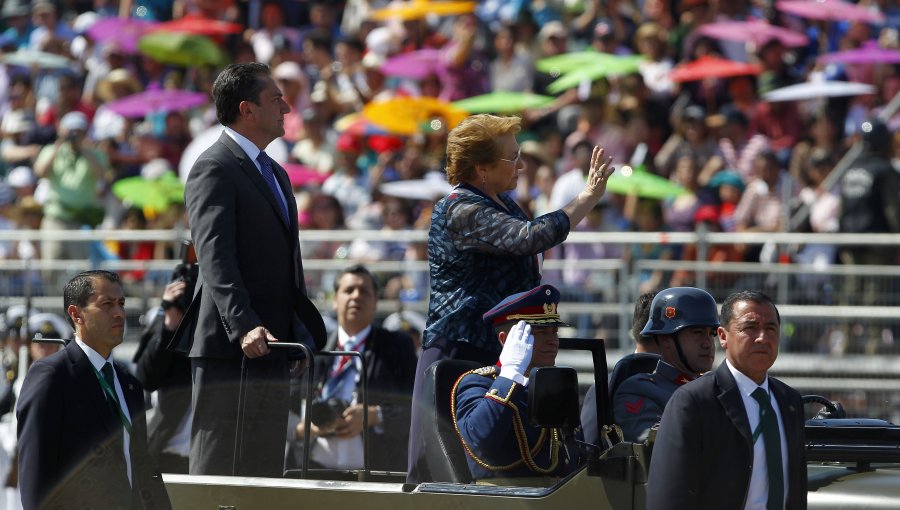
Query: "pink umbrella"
87 17 157 54
819 40 900 65
282 163 329 187
697 19 808 48
105 89 209 118
776 0 885 23
380 49 445 80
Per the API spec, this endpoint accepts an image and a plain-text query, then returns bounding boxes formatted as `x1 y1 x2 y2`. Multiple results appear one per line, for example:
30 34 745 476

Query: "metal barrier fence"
1 228 898 418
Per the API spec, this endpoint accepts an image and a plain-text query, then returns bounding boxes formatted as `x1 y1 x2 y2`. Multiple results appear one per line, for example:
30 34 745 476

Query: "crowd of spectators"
0 0 898 344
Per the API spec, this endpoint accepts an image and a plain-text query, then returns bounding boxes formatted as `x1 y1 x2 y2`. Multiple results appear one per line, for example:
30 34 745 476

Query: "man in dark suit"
184 62 326 477
647 291 806 510
16 270 171 510
291 265 416 472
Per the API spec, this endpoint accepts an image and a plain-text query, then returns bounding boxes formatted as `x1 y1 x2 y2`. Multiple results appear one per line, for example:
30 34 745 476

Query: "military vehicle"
163 340 900 509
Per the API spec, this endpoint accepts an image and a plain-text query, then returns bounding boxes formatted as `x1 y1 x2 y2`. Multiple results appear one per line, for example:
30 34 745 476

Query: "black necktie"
257 151 290 225
751 387 784 510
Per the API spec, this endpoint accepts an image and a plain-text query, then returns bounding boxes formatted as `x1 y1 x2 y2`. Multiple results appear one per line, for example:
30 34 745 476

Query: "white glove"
499 321 534 386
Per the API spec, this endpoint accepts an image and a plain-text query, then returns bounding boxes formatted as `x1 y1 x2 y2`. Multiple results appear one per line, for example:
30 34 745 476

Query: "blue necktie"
751 387 784 510
256 151 290 225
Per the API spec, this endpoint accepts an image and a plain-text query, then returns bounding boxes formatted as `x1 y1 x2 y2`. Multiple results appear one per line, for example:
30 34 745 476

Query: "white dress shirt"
726 359 789 510
222 126 290 215
75 337 133 485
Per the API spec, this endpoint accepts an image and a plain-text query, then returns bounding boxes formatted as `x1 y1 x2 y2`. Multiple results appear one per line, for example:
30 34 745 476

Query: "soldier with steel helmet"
613 287 719 442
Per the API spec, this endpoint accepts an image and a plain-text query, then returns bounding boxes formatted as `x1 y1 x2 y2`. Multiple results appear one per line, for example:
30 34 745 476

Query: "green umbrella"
452 92 555 113
536 50 613 74
545 54 644 94
112 172 185 211
605 165 688 199
137 32 227 67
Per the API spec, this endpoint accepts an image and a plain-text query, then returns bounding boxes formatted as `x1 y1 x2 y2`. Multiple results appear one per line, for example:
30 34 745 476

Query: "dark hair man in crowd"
16 270 171 509
290 265 416 471
184 62 326 477
648 290 806 510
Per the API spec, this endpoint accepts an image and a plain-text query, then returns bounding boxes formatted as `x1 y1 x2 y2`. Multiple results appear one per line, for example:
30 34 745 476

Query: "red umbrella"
776 0 885 23
670 56 762 83
697 19 808 48
152 15 243 36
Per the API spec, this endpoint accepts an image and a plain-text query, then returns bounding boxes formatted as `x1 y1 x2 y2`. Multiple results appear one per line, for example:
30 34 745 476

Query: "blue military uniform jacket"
452 366 577 480
613 360 696 442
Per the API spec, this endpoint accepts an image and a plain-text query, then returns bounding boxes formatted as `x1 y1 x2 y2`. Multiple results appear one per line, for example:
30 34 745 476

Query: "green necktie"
751 387 784 510
101 362 132 434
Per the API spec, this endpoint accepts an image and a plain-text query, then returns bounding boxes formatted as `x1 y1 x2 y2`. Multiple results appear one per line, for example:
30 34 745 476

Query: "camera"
309 398 348 427
169 240 198 310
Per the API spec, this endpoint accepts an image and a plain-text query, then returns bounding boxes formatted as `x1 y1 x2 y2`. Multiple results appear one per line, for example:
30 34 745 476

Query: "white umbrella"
763 75 876 102
379 172 453 201
178 125 290 183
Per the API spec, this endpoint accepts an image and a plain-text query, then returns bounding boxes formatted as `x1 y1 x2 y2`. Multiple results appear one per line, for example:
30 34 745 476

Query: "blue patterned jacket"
423 184 570 355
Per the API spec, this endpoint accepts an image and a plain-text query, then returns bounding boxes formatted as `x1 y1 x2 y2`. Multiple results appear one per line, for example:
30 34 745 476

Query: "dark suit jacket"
184 132 325 360
16 341 171 510
296 327 417 471
134 316 191 469
647 361 806 510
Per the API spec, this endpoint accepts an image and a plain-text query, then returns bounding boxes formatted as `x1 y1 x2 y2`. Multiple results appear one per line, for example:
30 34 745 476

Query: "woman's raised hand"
584 146 615 198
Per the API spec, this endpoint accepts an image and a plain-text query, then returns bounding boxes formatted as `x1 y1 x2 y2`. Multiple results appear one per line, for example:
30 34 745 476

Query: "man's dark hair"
63 270 122 328
212 63 271 126
305 29 333 54
632 291 657 347
720 290 780 329
333 264 379 295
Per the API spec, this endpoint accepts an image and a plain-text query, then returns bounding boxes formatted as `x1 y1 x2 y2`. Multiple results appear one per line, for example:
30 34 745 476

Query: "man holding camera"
34 111 109 261
291 265 416 471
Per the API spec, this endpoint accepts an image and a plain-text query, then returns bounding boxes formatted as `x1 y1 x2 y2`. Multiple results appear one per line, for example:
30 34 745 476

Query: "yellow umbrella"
362 96 469 136
371 0 476 21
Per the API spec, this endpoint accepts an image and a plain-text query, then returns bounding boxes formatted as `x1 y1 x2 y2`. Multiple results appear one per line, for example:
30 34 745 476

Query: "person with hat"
613 287 719 442
452 284 580 482
34 111 110 260
647 290 806 510
27 1 75 50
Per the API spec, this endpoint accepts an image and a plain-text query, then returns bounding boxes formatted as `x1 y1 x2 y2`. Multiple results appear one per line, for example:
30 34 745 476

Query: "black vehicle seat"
420 359 481 483
607 353 662 402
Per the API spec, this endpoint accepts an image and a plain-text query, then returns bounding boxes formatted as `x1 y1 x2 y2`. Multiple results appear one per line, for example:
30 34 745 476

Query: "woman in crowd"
407 113 614 483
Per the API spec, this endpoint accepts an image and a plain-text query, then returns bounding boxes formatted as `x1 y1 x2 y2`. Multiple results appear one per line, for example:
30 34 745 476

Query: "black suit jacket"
16 341 171 510
184 132 325 360
647 361 806 510
297 327 417 471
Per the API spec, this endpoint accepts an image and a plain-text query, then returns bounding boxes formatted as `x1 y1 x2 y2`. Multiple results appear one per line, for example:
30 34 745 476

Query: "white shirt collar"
725 358 770 396
223 125 263 163
337 324 372 349
74 335 113 372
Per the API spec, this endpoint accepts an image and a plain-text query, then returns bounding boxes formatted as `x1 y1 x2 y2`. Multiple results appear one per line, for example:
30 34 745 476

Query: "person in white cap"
6 166 36 200
33 111 110 260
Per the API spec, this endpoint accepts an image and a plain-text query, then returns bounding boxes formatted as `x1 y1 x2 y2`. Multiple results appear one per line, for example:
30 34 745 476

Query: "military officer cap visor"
483 284 569 328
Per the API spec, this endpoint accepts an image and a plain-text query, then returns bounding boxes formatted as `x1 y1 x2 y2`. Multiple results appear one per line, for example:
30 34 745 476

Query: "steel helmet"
860 118 891 153
640 287 719 336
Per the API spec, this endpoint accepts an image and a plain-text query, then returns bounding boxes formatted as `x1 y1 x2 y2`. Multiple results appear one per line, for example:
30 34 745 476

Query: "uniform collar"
655 359 697 386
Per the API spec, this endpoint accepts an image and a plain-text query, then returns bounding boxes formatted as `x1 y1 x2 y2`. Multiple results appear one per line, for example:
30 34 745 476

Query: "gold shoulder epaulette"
473 366 499 377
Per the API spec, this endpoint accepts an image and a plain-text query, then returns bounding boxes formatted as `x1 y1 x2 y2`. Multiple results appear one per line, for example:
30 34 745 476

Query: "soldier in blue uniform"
452 284 578 482
614 287 719 442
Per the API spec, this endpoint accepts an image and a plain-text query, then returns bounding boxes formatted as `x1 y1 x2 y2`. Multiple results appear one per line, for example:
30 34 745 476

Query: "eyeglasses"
497 148 521 165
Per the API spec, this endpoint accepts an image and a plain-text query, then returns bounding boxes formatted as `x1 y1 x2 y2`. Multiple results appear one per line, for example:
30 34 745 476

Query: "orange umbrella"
362 96 468 136
152 15 243 36
371 0 476 21
670 56 762 83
